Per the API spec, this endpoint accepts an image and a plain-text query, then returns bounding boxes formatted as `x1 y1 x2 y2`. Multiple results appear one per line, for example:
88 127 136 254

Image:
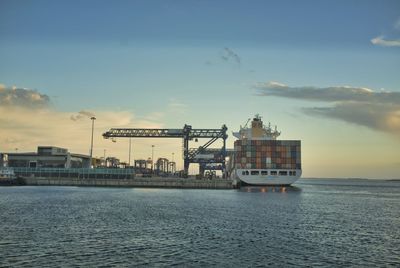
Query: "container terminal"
0 115 301 189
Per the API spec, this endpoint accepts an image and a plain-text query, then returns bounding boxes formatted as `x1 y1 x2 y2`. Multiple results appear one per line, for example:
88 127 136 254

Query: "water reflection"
0 180 398 267
239 185 302 193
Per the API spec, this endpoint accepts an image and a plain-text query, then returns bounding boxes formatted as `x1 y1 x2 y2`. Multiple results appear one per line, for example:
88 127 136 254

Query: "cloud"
70 110 96 121
0 85 51 108
371 36 400 47
255 81 399 103
0 103 171 160
220 47 241 65
0 84 190 168
304 102 400 135
205 47 244 69
370 18 400 47
255 81 400 135
0 85 171 161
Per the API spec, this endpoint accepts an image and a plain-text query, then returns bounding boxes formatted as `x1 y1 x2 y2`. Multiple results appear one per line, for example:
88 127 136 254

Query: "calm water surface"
1 179 399 267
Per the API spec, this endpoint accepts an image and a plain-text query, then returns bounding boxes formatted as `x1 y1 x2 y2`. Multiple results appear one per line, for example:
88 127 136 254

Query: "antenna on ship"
273 125 281 139
243 118 251 128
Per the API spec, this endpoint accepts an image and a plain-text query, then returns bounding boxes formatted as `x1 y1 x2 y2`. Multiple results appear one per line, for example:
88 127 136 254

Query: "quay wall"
22 176 236 189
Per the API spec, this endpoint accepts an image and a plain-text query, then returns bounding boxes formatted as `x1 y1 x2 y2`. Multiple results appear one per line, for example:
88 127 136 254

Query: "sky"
1 0 400 179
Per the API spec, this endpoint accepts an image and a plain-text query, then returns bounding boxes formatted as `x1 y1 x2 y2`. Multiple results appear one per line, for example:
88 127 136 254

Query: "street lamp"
172 152 174 162
89 116 96 168
128 138 132 167
151 145 155 173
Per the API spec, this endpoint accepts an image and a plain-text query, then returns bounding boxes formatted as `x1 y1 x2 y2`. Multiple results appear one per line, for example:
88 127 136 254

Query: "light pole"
89 116 96 168
103 149 106 167
151 145 155 173
128 138 132 167
172 152 174 162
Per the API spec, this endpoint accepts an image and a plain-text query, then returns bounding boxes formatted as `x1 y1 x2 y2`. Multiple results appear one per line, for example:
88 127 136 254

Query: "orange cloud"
0 85 184 167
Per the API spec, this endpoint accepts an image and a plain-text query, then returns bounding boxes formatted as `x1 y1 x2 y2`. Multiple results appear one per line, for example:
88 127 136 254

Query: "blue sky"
1 0 400 178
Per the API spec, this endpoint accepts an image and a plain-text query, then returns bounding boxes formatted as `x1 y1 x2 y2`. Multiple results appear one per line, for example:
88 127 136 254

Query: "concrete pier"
22 176 236 189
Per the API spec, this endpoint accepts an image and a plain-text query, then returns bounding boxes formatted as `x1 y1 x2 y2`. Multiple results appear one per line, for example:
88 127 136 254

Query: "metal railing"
12 167 135 180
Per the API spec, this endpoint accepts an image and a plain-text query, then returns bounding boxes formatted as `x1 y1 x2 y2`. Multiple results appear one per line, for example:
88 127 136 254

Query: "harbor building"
7 146 90 168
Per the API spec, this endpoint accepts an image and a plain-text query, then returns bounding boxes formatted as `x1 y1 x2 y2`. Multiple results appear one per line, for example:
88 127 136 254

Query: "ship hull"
236 169 301 186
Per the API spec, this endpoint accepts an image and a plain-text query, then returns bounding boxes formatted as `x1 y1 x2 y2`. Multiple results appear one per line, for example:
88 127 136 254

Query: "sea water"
0 179 399 267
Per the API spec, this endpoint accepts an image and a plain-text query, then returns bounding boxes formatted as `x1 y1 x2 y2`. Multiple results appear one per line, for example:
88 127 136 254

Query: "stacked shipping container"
234 140 301 170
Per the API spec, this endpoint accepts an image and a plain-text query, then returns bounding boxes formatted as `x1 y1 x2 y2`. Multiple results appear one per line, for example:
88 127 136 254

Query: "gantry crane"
102 124 228 177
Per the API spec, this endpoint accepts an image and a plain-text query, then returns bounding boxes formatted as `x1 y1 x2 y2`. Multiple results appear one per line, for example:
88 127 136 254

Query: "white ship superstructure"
233 115 301 186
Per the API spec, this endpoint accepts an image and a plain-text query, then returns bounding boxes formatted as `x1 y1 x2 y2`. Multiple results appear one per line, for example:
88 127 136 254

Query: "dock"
22 176 236 189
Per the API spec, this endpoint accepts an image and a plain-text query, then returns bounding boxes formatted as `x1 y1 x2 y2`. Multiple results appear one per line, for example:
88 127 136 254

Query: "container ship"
232 115 301 186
